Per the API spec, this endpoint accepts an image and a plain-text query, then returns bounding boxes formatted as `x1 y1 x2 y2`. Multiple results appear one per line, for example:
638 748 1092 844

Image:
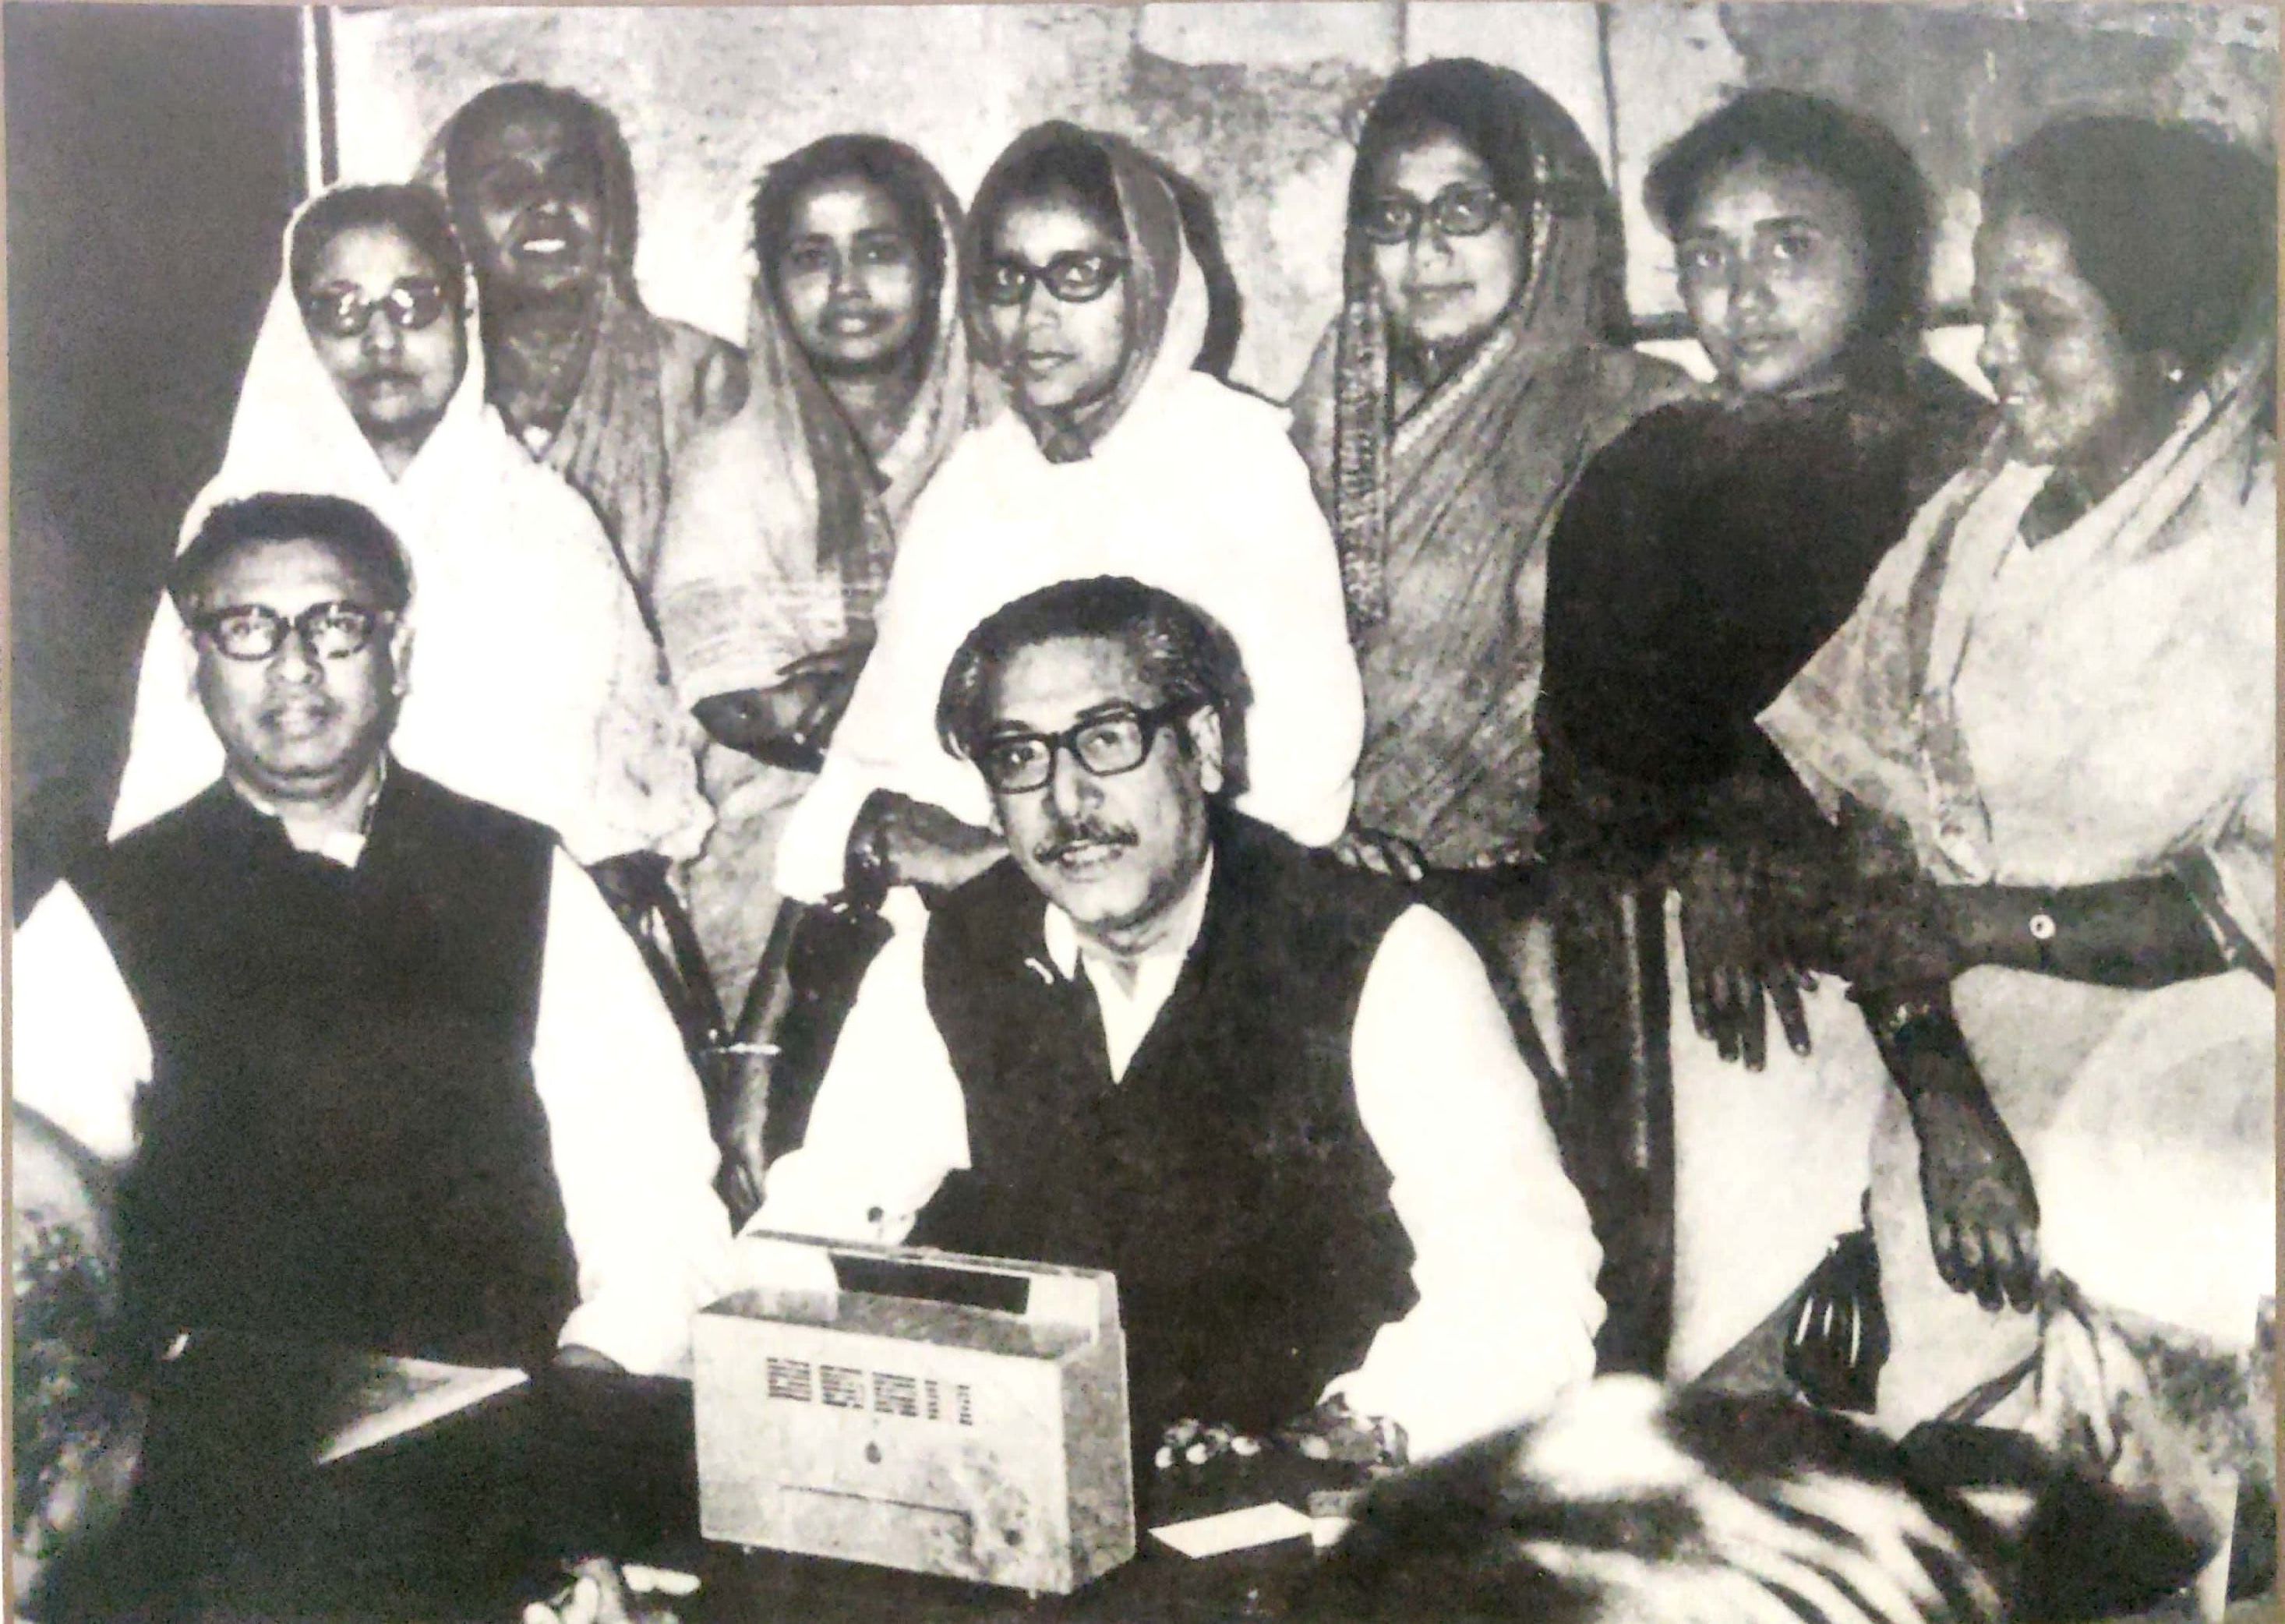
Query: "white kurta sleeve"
530 848 734 1375
1199 419 1362 848
1322 904 1605 1460
9 883 154 1164
745 922 970 1243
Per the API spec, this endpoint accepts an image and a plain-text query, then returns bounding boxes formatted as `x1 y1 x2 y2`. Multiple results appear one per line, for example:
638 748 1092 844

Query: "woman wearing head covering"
648 135 979 1011
1531 93 1991 1382
768 122 1362 909
1290 58 1695 879
108 183 711 878
1763 118 2276 1597
429 82 748 612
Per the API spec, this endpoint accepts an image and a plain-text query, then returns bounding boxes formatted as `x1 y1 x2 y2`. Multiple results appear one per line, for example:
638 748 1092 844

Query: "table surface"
57 1357 1344 1624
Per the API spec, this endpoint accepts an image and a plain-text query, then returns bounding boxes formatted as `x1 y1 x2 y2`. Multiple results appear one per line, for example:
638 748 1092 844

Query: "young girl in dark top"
1534 91 1990 1378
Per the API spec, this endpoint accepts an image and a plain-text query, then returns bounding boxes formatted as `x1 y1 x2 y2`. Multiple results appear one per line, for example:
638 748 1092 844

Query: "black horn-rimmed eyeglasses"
191 602 393 662
975 700 1201 795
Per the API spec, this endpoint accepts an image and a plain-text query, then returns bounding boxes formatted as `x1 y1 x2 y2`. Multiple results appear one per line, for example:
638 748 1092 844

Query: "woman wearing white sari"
1762 119 2275 1606
768 122 1362 907
109 185 709 879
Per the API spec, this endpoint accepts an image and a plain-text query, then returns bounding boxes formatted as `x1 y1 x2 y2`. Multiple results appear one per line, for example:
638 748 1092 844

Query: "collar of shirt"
1039 851 1215 1082
228 757 387 870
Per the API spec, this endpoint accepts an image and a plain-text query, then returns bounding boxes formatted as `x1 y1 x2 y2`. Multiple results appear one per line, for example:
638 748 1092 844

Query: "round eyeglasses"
299 278 451 341
975 251 1128 309
976 701 1199 795
1356 183 1505 248
191 602 391 662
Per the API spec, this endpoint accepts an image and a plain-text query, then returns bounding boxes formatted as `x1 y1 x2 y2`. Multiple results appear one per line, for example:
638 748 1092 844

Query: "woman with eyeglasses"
108 184 710 909
767 122 1361 919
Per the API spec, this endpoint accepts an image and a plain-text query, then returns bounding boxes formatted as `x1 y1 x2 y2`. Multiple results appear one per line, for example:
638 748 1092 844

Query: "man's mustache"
1034 821 1137 865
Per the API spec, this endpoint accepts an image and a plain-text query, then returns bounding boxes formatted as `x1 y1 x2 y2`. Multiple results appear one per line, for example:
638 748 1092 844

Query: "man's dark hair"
1982 116 2275 387
935 575 1251 793
750 133 948 356
170 495 415 617
289 184 468 313
1645 90 1934 346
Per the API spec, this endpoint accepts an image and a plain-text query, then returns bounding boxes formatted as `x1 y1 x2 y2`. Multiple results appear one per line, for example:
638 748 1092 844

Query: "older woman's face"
1362 127 1526 352
299 221 465 459
1676 156 1873 396
460 107 606 298
1974 206 2166 468
775 173 926 375
980 190 1131 414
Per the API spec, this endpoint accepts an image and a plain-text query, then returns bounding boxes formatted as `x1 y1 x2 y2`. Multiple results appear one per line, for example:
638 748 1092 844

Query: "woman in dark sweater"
1534 91 1990 1379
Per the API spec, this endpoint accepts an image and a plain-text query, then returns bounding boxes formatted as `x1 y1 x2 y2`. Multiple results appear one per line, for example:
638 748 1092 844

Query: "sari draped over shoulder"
421 102 749 612
1291 66 1694 869
651 142 977 711
646 138 979 1004
108 189 712 866
772 124 1361 906
1762 337 2277 1538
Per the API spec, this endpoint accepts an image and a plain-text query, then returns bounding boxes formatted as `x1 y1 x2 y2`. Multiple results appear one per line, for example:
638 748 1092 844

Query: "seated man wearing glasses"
12 492 732 1380
750 577 1605 1470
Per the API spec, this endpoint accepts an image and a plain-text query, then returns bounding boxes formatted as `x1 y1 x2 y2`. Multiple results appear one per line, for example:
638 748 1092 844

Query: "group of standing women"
104 49 2276 1605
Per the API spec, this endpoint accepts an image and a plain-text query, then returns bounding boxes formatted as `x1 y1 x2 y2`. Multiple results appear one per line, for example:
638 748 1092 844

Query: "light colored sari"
1763 337 2276 1570
771 124 1361 906
650 137 980 1005
109 189 711 866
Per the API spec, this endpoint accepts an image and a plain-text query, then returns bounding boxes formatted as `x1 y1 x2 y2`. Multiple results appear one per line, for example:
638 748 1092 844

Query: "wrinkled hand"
1906 1057 2040 1313
1676 844 1810 1070
522 1558 698 1624
1331 825 1426 884
860 793 1005 894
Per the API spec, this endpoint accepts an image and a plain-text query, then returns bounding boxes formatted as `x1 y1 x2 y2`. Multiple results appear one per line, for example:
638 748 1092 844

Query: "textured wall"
330 3 2275 399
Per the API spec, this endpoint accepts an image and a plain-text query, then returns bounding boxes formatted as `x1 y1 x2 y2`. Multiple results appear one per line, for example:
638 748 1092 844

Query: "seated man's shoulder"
390 768 562 855
1221 815 1415 949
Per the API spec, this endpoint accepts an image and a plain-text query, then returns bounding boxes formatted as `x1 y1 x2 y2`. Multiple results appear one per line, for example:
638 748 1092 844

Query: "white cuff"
772 759 878 904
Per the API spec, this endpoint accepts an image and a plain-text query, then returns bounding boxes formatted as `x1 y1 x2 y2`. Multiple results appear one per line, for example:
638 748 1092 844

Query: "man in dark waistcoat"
12 492 733 1380
750 575 1603 1467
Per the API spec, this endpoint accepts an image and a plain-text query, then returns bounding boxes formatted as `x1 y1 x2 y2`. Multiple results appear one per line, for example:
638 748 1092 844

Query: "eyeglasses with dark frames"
299 278 452 341
975 700 1201 795
975 251 1128 309
191 602 393 663
1356 183 1506 248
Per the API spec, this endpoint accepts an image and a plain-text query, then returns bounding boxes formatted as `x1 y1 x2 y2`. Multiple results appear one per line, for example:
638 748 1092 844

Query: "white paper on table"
1146 1501 1314 1558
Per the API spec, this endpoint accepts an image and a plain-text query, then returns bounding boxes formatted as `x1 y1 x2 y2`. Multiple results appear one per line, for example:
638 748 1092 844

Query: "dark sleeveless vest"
913 810 1419 1438
70 768 579 1370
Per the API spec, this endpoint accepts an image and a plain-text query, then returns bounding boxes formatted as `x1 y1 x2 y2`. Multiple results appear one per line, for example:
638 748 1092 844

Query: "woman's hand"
692 650 867 770
1904 1054 2041 1314
1676 843 1810 1070
1331 825 1427 884
852 791 1005 895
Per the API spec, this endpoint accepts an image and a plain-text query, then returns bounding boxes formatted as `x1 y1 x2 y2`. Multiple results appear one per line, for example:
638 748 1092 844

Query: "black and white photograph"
5 2 2276 1619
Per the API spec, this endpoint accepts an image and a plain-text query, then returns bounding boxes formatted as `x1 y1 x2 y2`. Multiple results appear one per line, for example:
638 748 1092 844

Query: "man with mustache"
12 492 733 1382
748 576 1605 1474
